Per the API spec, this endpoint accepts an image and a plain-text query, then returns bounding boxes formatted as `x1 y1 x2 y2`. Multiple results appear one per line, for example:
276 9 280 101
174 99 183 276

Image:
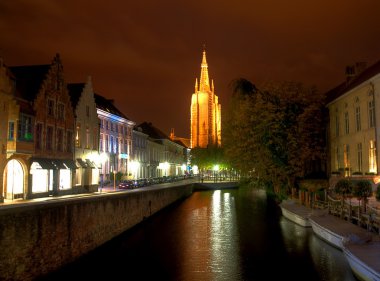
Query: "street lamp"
163 162 169 177
130 161 140 180
213 164 219 183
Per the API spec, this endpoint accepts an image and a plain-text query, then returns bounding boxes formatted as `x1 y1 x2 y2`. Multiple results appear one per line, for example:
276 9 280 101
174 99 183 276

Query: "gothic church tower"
190 48 221 148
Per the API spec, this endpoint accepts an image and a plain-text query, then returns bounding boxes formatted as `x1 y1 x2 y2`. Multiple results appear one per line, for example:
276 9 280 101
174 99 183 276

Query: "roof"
136 122 169 140
67 83 85 110
173 138 191 148
325 60 380 104
94 93 130 120
9 64 50 102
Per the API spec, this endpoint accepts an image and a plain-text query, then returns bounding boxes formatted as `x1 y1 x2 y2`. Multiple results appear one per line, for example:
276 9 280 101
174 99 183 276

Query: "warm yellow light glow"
190 49 221 148
7 159 23 194
192 165 199 174
213 164 219 171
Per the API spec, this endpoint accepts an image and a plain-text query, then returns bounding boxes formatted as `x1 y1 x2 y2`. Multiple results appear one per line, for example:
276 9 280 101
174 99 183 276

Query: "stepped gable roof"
94 93 130 120
136 122 169 140
325 60 380 104
67 83 85 110
9 64 50 101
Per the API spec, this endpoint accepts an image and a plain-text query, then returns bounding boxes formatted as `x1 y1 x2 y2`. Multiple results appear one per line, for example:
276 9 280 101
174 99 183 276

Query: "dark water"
39 188 357 281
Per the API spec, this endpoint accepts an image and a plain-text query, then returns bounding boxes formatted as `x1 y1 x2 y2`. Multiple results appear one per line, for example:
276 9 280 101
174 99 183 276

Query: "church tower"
190 48 221 148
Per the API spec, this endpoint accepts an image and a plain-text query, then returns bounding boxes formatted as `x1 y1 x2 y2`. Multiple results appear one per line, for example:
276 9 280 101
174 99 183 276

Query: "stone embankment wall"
0 184 193 281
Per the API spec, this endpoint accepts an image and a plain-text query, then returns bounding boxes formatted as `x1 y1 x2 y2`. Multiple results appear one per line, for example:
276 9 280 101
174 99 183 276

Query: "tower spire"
199 47 210 92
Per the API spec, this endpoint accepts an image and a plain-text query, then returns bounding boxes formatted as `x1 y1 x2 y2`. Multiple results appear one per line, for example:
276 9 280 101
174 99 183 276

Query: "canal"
39 187 357 281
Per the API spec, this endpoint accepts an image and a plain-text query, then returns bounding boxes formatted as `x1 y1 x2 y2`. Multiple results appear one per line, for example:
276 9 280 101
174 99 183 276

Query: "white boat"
279 201 311 227
308 216 344 249
342 241 380 281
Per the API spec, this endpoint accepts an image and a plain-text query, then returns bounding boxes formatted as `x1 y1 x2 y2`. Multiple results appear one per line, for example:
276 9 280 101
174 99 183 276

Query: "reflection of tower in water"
179 191 241 280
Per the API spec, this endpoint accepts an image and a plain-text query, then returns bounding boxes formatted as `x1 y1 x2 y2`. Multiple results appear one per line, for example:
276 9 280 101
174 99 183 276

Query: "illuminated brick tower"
190 48 221 148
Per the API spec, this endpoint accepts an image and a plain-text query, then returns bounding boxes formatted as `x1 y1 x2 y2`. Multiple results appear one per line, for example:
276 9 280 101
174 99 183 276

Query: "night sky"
1 0 380 138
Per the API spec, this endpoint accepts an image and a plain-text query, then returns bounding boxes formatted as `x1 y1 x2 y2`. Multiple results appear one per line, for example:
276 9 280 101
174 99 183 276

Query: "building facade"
136 122 187 178
68 77 99 192
131 128 148 179
190 49 221 148
2 54 78 200
95 94 135 184
326 61 380 187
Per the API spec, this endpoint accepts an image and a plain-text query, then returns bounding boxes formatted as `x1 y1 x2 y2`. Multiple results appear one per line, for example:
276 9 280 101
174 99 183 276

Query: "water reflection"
309 233 356 281
280 214 356 281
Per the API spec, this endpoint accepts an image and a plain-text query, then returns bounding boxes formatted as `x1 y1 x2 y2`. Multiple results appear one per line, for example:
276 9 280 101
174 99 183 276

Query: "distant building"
136 122 187 177
190 49 221 148
326 60 380 186
131 127 149 179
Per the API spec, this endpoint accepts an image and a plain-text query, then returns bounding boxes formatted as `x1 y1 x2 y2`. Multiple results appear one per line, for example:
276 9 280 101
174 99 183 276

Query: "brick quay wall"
0 183 193 281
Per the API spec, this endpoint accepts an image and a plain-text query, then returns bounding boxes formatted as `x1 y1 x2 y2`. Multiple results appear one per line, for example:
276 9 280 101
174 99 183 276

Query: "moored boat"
309 216 344 249
279 200 312 227
342 240 380 281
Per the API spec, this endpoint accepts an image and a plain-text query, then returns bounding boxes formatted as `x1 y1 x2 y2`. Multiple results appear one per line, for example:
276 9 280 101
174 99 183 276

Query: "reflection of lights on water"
210 191 241 279
309 234 356 280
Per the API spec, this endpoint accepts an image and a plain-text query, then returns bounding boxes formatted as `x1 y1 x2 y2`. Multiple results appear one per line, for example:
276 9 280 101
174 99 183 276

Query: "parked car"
118 180 134 190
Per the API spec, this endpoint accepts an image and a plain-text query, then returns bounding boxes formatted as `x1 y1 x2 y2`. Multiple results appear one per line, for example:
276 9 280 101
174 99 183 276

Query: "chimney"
345 61 367 82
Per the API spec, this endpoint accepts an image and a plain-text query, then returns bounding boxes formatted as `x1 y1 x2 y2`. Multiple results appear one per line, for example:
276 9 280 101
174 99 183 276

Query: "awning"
61 159 77 169
52 159 66 169
30 158 56 170
85 159 96 169
76 158 88 168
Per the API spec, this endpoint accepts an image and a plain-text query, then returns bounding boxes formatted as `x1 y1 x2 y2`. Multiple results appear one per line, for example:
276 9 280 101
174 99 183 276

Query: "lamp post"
213 164 219 183
99 152 109 192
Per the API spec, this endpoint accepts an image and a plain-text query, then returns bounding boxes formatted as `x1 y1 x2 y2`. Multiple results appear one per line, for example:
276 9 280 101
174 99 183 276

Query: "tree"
352 180 372 213
334 179 353 218
190 146 226 171
223 78 326 195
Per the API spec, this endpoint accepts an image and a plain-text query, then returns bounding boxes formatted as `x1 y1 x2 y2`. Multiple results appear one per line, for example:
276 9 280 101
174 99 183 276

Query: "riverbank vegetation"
223 78 327 200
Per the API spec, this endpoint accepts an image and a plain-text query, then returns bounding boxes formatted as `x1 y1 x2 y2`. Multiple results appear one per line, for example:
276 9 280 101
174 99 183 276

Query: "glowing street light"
130 160 140 179
213 164 219 182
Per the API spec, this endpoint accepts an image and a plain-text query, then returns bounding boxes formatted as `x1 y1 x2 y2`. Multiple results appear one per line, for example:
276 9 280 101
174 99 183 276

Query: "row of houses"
0 54 190 202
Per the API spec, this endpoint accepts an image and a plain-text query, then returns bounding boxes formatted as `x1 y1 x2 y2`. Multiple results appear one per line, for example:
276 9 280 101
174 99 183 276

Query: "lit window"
357 143 362 172
343 144 350 176
100 133 103 152
18 114 33 141
369 140 377 173
75 124 81 147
